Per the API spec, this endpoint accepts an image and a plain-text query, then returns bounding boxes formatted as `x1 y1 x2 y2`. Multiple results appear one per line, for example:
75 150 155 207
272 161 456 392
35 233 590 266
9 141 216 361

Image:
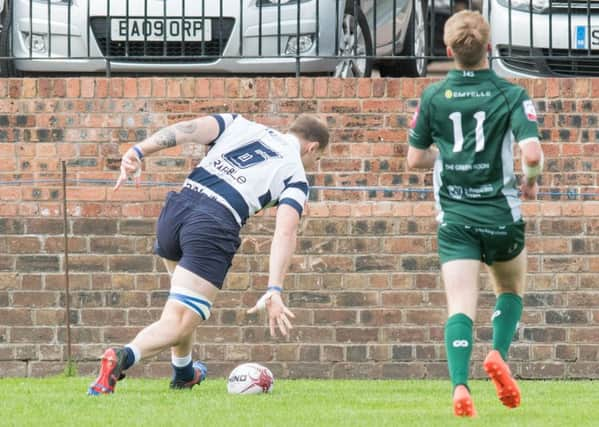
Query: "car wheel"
333 6 373 78
379 0 428 77
0 1 17 77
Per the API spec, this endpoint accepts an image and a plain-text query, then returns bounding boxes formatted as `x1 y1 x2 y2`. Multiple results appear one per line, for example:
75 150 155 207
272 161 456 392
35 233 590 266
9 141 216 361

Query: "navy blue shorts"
154 189 241 288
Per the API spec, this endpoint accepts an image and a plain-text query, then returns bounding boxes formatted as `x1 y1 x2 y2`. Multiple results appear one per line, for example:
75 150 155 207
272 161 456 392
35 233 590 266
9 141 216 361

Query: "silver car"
484 0 599 77
0 0 427 77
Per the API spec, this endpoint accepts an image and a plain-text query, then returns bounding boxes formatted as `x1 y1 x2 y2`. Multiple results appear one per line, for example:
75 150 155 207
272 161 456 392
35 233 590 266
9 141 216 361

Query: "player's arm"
407 146 439 169
407 92 435 170
247 205 298 337
135 115 221 156
114 114 230 190
518 137 543 199
268 204 300 290
511 93 543 199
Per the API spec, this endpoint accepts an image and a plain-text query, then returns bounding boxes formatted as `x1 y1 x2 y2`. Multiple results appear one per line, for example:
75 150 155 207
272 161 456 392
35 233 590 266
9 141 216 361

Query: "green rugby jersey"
409 69 540 226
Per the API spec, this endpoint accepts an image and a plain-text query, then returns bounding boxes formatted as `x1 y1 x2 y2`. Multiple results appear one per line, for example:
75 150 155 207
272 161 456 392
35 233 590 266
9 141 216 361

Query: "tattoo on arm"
175 121 197 134
153 129 177 148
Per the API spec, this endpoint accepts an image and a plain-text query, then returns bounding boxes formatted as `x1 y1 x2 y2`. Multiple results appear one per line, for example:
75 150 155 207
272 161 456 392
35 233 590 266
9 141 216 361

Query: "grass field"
1 376 597 427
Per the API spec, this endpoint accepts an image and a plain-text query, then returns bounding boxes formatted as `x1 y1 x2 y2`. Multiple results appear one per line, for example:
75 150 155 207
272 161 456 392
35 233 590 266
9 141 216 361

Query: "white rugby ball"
227 363 274 395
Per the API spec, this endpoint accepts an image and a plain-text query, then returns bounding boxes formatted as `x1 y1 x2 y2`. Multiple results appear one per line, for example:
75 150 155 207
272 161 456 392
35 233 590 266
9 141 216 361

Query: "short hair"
289 114 329 150
443 11 490 68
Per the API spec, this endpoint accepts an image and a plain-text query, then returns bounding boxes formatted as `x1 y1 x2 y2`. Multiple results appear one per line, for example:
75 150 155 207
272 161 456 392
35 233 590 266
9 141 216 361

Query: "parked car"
0 0 427 77
484 0 599 77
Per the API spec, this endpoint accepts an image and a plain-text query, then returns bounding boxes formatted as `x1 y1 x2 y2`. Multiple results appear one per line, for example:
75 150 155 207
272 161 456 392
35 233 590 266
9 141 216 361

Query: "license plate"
575 25 599 49
111 18 212 42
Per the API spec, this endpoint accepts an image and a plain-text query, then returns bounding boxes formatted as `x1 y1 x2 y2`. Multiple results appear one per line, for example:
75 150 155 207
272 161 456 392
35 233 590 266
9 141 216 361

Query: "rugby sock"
492 293 523 361
445 313 473 389
123 344 141 370
172 353 194 382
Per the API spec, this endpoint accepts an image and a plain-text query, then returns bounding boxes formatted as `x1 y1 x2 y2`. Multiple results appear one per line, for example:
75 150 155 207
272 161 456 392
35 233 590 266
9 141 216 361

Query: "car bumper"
489 7 599 77
11 0 340 74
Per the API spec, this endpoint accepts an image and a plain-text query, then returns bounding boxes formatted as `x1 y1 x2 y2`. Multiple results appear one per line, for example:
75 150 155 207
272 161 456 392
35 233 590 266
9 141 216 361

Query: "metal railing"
0 0 598 78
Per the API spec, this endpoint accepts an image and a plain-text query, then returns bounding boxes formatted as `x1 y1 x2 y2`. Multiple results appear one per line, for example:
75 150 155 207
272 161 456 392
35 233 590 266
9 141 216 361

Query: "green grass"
1 377 597 427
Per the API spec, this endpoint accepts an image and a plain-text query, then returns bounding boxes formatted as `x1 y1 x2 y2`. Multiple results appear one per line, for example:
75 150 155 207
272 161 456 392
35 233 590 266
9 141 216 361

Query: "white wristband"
254 291 277 311
522 150 544 179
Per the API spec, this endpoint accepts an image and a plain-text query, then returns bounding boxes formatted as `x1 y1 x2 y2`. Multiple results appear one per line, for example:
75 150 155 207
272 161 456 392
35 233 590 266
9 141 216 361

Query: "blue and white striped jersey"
183 114 310 226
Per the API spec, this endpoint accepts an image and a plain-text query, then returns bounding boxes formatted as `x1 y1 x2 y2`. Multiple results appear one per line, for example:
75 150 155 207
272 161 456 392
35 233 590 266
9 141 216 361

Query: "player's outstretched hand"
520 181 538 200
114 148 142 191
247 292 295 337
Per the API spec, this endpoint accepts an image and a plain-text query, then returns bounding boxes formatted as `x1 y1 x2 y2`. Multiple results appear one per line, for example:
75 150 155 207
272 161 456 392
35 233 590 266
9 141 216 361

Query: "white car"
0 0 427 77
484 0 599 77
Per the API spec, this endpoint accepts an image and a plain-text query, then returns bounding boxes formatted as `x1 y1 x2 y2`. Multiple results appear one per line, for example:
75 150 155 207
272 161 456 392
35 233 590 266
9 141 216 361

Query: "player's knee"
167 286 213 323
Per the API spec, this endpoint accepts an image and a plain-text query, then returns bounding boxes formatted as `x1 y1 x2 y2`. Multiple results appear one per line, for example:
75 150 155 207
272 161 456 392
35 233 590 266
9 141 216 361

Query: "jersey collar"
447 69 495 81
285 133 302 153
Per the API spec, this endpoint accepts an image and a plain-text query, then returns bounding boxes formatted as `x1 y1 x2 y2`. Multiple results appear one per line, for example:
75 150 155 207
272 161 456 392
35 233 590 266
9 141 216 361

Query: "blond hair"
289 114 329 150
443 10 490 68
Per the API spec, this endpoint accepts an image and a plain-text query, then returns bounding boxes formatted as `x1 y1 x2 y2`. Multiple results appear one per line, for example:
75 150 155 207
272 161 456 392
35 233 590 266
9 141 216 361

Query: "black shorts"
154 188 241 288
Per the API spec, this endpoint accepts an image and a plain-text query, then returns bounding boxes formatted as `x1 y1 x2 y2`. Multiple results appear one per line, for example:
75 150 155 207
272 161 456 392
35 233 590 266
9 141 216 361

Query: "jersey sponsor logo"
523 99 537 121
445 90 492 99
444 163 490 171
452 340 469 348
464 184 494 199
447 185 464 199
213 159 247 184
223 140 281 169
410 106 420 128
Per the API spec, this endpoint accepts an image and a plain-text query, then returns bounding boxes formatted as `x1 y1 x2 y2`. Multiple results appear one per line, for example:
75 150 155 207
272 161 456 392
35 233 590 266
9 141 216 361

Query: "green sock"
444 313 473 389
492 293 523 360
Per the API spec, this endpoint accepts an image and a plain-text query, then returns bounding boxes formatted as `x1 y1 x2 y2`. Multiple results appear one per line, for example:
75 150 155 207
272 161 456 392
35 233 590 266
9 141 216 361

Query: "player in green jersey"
407 11 543 417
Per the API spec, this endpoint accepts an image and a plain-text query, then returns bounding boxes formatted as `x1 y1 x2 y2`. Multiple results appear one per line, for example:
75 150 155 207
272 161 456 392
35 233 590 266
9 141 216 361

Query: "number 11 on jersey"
449 111 486 153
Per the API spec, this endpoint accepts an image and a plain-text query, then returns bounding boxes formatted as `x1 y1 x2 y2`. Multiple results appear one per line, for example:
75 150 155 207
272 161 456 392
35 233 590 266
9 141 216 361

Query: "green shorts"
437 221 525 266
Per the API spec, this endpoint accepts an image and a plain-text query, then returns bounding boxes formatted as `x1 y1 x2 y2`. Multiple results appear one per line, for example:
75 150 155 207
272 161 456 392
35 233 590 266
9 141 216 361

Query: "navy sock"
172 361 195 382
123 347 136 370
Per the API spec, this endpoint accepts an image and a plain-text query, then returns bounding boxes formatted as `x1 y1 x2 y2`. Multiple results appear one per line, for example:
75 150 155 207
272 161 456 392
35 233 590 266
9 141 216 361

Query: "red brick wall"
0 77 598 379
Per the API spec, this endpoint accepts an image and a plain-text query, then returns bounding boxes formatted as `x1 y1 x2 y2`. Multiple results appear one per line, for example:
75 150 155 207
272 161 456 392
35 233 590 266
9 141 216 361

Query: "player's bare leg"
484 249 527 408
442 260 480 417
159 259 208 388
89 265 216 394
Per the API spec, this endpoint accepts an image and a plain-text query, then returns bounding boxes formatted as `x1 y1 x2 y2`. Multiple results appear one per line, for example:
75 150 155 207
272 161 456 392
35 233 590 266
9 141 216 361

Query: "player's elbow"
520 139 543 166
407 148 429 170
406 149 420 170
275 224 298 240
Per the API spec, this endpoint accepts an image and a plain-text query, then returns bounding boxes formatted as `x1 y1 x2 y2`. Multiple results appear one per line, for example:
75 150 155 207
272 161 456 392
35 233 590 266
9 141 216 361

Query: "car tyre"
0 1 18 77
333 5 373 78
379 0 428 77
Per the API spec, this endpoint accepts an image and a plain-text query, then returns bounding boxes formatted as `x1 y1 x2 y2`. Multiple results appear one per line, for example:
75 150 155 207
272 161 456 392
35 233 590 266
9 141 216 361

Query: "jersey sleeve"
408 90 434 150
209 113 239 145
278 166 309 217
510 90 540 143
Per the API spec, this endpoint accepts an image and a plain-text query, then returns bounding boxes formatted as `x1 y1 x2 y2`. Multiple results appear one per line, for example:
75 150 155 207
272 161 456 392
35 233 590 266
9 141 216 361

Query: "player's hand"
247 291 295 337
113 148 142 191
520 180 538 200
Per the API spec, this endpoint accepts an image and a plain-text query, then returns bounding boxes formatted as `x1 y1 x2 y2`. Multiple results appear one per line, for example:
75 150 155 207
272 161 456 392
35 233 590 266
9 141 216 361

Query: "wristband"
132 145 144 161
267 286 283 293
522 150 543 179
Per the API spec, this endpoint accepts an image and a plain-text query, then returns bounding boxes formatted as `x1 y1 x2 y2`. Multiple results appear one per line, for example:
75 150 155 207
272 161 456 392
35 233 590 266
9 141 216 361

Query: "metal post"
61 161 72 371
295 0 300 77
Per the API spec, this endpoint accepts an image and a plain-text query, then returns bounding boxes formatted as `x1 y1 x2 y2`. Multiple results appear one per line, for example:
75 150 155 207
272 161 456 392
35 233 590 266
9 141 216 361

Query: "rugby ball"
227 363 274 395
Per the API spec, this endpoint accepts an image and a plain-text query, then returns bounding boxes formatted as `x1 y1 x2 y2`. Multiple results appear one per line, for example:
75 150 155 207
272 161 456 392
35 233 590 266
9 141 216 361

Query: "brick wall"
0 77 598 379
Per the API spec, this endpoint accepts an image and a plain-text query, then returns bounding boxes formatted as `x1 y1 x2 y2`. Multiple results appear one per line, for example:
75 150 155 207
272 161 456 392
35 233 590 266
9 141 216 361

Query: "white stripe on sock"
171 353 192 368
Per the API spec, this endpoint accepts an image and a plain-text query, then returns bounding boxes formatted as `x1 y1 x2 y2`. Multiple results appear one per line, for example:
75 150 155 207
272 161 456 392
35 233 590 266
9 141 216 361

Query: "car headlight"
496 0 549 13
256 0 311 6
